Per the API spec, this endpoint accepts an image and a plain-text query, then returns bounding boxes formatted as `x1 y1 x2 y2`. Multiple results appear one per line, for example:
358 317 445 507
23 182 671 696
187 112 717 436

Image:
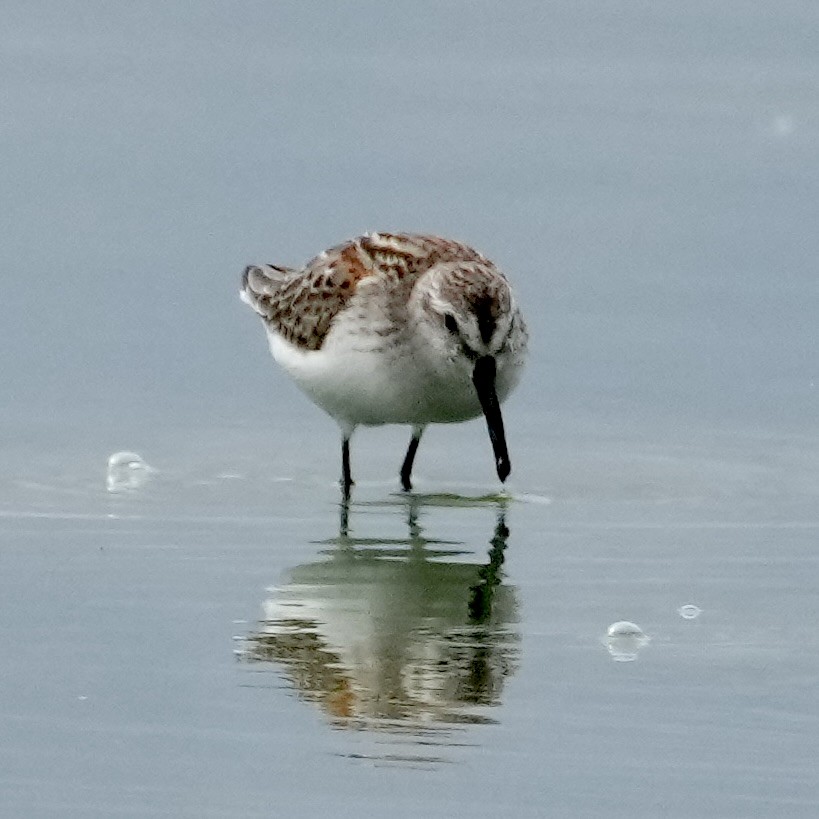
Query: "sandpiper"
241 232 528 495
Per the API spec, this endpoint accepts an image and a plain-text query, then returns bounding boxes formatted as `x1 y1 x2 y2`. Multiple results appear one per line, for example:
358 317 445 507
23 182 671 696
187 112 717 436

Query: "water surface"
2 0 818 815
1 420 817 816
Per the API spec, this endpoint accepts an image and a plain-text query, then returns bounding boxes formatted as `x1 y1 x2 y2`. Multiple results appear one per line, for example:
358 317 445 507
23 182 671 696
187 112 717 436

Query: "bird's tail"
240 263 296 318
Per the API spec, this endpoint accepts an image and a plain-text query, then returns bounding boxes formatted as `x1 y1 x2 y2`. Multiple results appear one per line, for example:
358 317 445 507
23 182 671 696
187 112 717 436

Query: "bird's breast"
266 326 488 426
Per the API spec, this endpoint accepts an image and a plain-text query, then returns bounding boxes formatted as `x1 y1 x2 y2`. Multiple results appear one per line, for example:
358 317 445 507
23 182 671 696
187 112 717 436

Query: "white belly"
267 329 487 428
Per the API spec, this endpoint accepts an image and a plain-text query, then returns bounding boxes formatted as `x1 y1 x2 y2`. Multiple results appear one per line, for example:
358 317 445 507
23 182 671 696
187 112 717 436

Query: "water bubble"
106 451 155 493
605 621 649 662
678 604 702 620
607 621 644 637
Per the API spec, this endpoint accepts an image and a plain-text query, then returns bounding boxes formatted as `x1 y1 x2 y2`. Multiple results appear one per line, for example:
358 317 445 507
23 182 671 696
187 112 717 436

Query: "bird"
240 232 528 496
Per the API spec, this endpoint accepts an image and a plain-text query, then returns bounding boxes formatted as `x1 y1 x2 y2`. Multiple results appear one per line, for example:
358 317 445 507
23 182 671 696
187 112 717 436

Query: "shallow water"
2 420 817 817
3 0 819 814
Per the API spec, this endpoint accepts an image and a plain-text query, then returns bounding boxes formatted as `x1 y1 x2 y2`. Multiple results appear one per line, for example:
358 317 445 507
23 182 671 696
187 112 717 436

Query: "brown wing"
241 232 488 350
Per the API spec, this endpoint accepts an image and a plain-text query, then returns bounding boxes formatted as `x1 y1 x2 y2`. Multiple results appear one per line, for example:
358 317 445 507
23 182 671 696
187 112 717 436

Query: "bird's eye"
444 313 459 335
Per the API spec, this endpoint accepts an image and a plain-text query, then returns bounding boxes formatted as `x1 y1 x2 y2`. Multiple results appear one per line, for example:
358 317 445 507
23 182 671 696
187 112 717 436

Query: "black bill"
472 355 511 483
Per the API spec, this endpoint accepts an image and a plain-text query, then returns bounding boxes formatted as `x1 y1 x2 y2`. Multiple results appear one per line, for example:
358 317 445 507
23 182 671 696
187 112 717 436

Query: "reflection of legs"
338 494 350 539
405 492 423 547
468 508 510 623
399 425 425 492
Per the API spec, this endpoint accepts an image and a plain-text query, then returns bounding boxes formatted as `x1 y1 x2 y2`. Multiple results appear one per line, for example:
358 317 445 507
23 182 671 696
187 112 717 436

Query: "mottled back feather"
241 232 493 350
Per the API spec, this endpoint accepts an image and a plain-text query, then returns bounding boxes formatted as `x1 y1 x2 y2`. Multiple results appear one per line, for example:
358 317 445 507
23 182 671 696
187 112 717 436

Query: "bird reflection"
239 495 519 735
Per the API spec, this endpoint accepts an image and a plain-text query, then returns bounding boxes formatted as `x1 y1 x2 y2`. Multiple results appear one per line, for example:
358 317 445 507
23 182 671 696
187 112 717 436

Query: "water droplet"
605 621 649 662
106 451 155 493
678 604 702 620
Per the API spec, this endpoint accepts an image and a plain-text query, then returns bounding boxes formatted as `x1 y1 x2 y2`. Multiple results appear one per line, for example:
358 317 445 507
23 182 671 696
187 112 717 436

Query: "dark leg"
341 436 353 498
399 425 425 492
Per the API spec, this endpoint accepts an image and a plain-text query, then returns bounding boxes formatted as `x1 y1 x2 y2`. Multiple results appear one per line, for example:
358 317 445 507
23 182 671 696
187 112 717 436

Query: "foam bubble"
106 451 155 493
605 621 649 662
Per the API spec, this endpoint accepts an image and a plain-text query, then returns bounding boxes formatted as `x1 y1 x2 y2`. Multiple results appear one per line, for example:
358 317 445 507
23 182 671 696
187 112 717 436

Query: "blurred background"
2 1 816 450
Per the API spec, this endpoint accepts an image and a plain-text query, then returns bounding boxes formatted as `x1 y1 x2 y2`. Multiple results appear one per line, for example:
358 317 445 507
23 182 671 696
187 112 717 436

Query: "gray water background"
2 2 818 816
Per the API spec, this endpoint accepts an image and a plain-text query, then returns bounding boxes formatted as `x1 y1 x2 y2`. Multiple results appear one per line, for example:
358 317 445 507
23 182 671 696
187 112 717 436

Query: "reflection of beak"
472 356 511 482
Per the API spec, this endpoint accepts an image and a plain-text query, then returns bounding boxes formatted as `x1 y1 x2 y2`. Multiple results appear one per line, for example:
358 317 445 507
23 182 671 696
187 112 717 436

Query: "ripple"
678 604 702 620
